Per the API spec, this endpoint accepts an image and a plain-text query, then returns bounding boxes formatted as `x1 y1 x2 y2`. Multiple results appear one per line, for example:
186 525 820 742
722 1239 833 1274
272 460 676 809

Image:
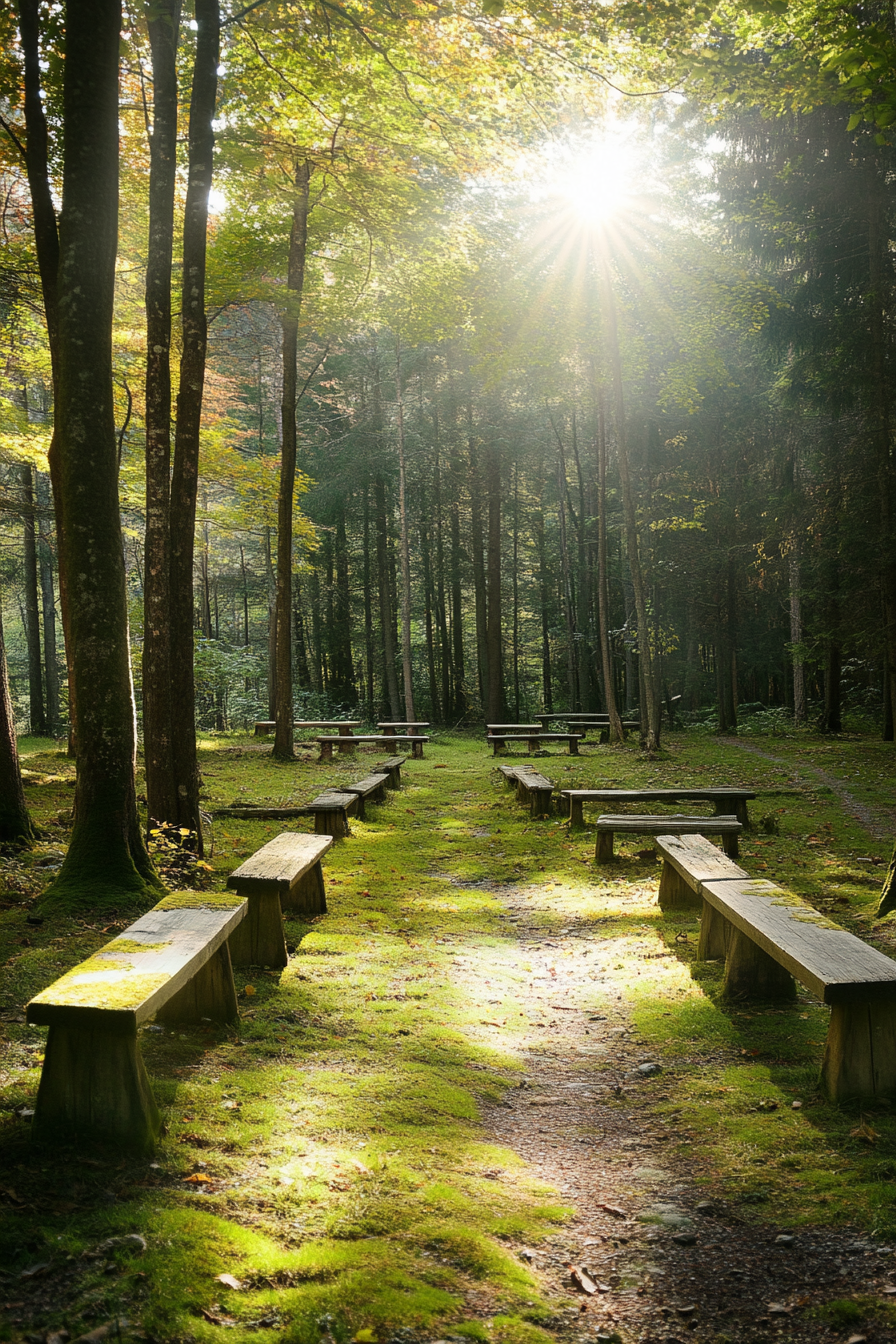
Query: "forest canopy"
1 0 895 895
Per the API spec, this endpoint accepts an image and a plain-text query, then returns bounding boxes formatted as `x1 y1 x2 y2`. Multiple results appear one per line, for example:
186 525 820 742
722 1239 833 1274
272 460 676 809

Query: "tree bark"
0 594 34 843
167 0 218 848
273 159 310 760
375 474 401 716
142 0 181 829
21 463 45 734
594 379 623 741
485 441 503 722
37 472 59 733
395 337 416 721
533 474 552 712
601 255 659 748
43 0 157 906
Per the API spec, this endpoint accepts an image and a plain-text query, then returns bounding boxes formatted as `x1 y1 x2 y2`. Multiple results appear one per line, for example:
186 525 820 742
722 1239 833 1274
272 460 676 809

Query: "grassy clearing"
0 727 894 1341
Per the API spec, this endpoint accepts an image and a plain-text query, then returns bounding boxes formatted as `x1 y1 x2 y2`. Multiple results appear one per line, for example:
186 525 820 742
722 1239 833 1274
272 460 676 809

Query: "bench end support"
32 1025 161 1153
822 1000 896 1102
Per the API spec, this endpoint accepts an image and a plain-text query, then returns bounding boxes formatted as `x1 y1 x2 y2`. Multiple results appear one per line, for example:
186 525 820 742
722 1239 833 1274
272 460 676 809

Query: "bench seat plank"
317 735 428 760
341 774 389 803
595 814 741 861
27 895 247 1031
701 877 896 1005
654 832 749 910
373 755 406 788
563 787 756 827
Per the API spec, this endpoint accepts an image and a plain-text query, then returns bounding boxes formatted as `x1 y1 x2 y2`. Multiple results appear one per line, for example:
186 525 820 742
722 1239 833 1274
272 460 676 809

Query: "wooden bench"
317 734 428 760
26 890 248 1150
487 723 542 734
303 789 361 837
373 755 406 788
377 721 429 736
562 787 757 829
653 835 896 1100
339 773 389 813
537 713 641 734
654 832 748 910
594 813 742 861
497 764 555 817
254 720 361 737
227 832 332 966
487 732 583 756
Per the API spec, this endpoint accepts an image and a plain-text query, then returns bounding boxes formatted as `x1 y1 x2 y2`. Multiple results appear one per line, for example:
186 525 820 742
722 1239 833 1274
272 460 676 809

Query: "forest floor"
1 727 896 1344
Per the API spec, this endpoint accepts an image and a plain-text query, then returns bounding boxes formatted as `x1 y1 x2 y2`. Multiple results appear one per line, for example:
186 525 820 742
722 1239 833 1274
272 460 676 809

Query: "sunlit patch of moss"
154 889 246 911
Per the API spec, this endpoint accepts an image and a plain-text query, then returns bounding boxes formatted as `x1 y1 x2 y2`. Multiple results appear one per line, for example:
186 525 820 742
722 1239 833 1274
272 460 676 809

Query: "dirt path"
469 886 896 1343
721 736 896 843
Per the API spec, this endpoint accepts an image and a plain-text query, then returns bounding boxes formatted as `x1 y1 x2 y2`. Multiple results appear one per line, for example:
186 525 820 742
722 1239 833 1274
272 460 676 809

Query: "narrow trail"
720 735 896 843
462 873 896 1341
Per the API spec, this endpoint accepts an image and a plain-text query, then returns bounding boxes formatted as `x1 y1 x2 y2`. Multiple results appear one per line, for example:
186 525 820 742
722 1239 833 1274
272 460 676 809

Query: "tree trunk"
162 0 218 846
602 257 659 747
512 462 521 720
0 594 34 844
362 484 376 720
485 441 503 722
449 444 465 715
433 437 452 722
43 0 157 905
533 483 552 712
37 472 59 734
594 380 623 741
554 423 578 709
570 412 592 710
789 550 805 724
420 512 440 721
273 159 310 760
395 337 416 720
468 423 488 706
21 463 45 734
331 500 354 701
142 0 181 830
375 474 401 717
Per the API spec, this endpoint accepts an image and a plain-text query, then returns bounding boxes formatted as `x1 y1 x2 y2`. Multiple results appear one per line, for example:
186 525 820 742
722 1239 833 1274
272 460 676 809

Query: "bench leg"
285 860 328 917
697 901 731 958
722 927 796 1001
412 741 424 759
319 742 333 761
158 940 241 1020
568 737 579 755
228 893 288 968
821 1001 896 1101
32 1024 160 1153
527 737 540 753
658 861 701 911
722 832 740 859
337 740 356 755
315 809 349 838
569 799 584 828
595 830 615 862
531 788 553 818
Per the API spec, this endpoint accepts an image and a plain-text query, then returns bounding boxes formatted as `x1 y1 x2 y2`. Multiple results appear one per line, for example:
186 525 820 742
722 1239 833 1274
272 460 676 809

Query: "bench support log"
529 788 553 818
595 830 616 862
228 895 288 969
32 1025 161 1152
156 941 240 1020
315 809 350 838
658 863 701 911
821 1001 896 1101
568 798 585 827
723 926 797 1002
412 741 424 759
283 863 327 917
697 902 731 959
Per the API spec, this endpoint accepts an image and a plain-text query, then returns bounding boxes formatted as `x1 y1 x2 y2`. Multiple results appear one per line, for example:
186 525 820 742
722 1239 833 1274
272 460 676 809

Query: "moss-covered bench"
497 764 555 817
561 786 757 828
26 890 248 1152
316 735 429 760
654 834 896 1101
227 831 332 966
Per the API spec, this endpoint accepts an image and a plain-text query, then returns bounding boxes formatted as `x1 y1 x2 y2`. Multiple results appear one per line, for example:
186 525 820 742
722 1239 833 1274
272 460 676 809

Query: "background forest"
2 0 896 758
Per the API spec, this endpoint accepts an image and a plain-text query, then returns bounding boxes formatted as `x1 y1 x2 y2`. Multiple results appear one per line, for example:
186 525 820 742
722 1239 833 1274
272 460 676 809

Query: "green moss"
154 889 246 911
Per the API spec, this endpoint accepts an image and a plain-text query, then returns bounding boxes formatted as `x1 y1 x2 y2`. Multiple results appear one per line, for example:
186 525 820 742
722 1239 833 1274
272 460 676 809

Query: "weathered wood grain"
595 815 742 861
700 877 896 1005
228 832 332 897
26 896 247 1031
373 755 406 788
562 787 756 827
655 833 749 909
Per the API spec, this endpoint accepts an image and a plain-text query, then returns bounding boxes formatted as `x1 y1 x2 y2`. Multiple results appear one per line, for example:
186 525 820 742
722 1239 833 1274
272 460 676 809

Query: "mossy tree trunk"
878 846 896 917
43 0 158 907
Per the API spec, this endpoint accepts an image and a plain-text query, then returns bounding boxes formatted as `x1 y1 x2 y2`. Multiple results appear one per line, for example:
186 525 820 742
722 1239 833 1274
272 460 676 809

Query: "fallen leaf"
768 1303 790 1315
201 1308 237 1326
184 1173 213 1184
570 1265 598 1294
850 1120 879 1144
599 1203 627 1218
354 1330 378 1342
19 1262 50 1280
214 1273 243 1290
243 985 256 996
